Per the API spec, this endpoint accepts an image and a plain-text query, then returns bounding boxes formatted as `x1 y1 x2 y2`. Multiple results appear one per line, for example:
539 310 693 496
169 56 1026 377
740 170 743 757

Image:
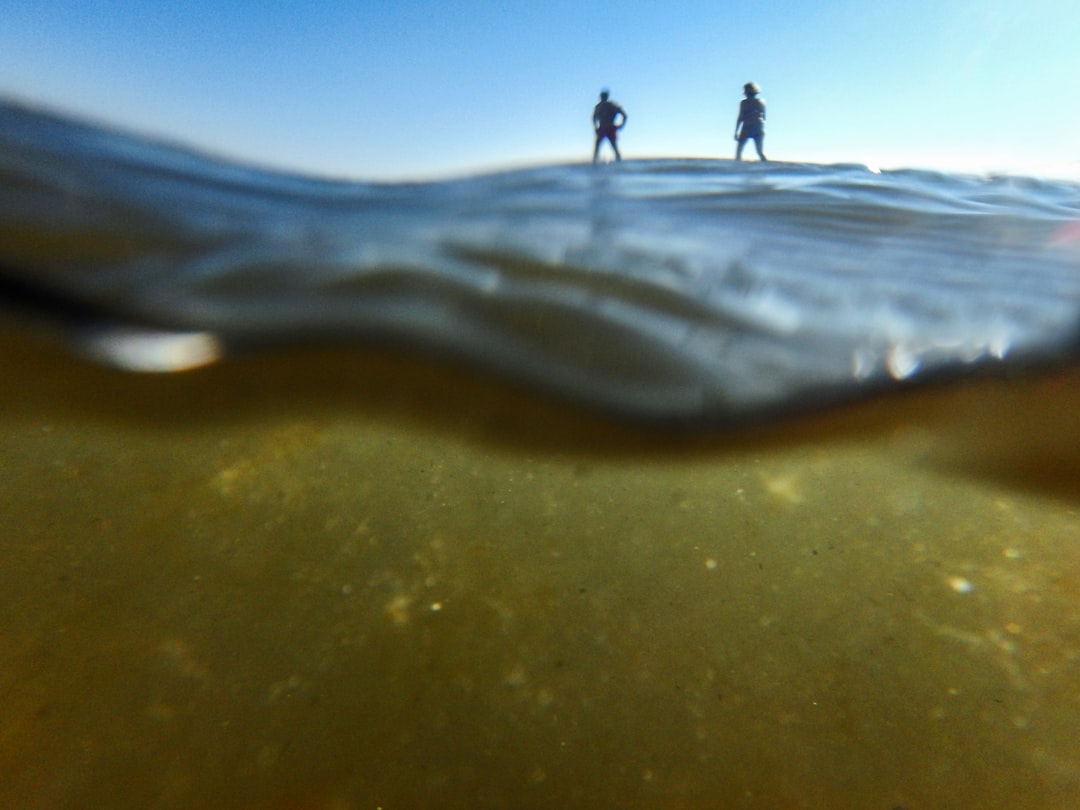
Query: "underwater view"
1 102 1080 808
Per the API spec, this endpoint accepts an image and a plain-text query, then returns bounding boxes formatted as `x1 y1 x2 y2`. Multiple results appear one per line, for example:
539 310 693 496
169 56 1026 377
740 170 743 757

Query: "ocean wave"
1 99 1078 426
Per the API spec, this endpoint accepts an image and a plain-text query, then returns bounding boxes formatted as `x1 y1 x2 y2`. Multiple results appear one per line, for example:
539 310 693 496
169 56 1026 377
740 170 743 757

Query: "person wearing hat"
734 82 767 161
592 90 628 163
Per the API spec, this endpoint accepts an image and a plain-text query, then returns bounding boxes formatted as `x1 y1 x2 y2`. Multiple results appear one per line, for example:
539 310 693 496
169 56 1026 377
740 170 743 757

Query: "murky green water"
1 328 1078 808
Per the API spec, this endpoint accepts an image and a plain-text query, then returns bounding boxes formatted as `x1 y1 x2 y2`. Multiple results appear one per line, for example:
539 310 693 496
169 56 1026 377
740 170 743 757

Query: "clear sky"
2 0 1078 180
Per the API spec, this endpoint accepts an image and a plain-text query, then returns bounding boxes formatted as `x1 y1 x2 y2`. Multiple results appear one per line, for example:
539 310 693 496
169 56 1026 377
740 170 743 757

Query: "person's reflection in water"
592 90 628 163
734 82 767 162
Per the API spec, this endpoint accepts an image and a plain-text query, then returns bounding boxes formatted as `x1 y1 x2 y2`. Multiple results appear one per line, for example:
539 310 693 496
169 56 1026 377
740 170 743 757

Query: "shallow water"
2 102 1080 808
2 100 1079 425
2 331 1079 809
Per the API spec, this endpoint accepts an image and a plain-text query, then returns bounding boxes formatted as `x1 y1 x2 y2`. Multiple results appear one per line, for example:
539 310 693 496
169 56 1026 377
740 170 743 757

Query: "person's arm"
617 107 628 128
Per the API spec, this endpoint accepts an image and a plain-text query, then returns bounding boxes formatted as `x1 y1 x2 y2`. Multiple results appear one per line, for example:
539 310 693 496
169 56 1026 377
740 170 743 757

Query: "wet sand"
1 328 1079 809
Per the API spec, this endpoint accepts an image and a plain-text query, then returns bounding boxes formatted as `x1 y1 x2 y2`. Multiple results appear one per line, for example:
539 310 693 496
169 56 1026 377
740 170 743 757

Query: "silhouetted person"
593 90 627 163
734 82 767 161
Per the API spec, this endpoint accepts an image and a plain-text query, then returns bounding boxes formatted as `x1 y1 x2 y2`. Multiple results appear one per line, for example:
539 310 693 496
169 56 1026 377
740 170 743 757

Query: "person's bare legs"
736 135 766 162
754 135 767 161
594 134 621 162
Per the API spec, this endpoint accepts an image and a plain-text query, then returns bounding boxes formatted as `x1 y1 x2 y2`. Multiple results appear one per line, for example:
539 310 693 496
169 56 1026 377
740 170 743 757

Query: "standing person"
734 82 767 161
593 90 627 163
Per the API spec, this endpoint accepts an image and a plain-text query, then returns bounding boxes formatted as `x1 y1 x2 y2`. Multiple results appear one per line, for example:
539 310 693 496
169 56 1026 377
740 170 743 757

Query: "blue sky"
2 0 1078 179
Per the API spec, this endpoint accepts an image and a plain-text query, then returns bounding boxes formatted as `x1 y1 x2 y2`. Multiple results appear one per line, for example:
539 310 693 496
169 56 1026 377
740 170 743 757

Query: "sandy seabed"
1 328 1079 809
